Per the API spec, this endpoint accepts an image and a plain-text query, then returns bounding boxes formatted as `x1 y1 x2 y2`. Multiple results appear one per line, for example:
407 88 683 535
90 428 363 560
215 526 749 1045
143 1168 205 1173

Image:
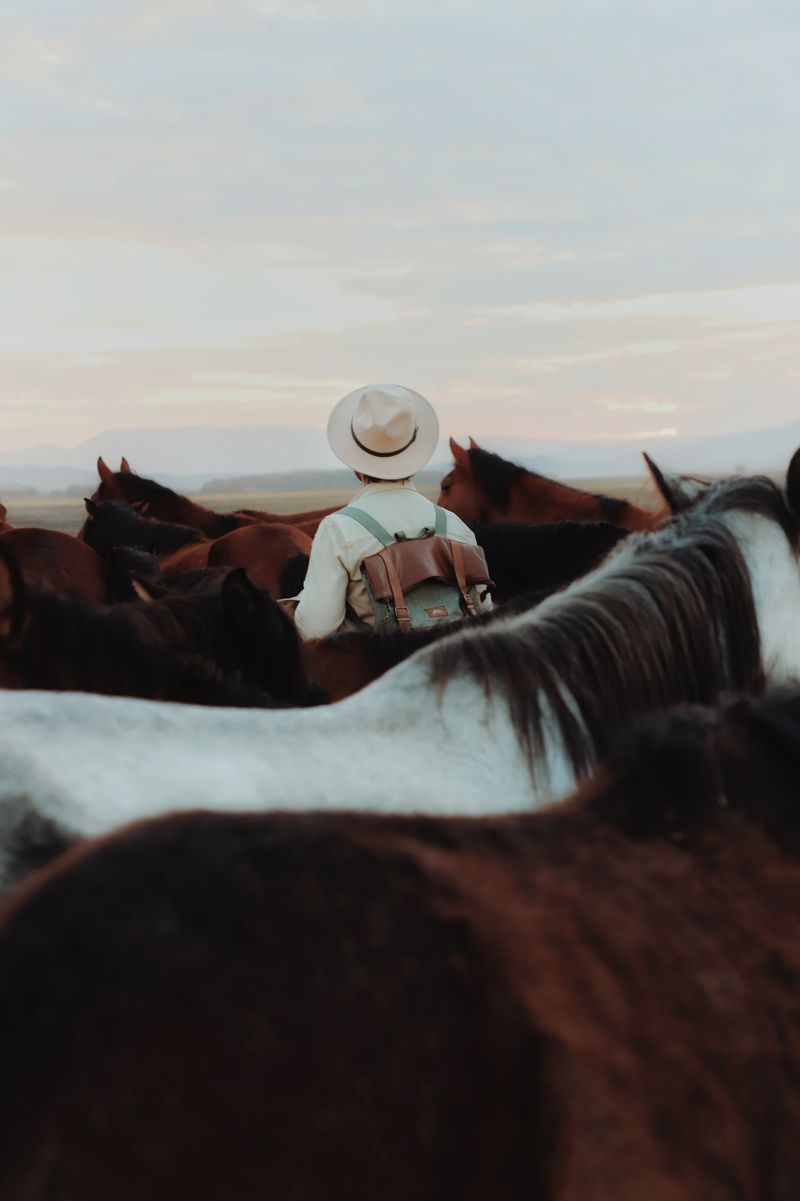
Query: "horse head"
437 437 483 523
220 569 327 706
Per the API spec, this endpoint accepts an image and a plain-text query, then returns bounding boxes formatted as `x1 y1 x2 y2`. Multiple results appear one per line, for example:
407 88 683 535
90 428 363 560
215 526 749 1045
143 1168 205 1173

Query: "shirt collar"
352 479 418 500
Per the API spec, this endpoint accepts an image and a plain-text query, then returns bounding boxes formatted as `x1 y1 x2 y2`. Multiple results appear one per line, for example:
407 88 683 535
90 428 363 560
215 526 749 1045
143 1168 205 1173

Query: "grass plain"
2 476 664 535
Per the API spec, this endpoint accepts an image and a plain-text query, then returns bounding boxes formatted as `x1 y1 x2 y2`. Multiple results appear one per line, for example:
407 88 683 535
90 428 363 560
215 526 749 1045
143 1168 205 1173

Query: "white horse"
0 459 799 892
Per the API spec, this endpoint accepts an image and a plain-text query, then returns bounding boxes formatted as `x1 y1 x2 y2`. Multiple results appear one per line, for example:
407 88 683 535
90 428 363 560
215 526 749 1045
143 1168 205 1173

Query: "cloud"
1 1 800 452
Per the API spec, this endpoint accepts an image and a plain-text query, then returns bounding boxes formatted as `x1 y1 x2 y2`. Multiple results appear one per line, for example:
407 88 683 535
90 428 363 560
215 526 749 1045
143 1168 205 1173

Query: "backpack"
339 505 493 633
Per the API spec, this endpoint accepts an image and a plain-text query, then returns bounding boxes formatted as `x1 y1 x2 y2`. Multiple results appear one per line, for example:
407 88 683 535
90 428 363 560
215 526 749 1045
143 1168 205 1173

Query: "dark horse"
1 689 800 1199
82 497 312 598
93 458 339 537
0 544 322 708
439 438 662 531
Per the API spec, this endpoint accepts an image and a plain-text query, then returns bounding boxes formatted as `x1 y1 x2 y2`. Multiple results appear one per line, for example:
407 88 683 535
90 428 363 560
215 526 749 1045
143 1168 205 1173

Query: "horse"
82 498 312 598
439 438 662 531
93 458 339 537
0 527 107 606
0 503 11 534
2 690 800 1199
161 522 312 598
93 457 248 537
0 453 799 866
0 543 323 709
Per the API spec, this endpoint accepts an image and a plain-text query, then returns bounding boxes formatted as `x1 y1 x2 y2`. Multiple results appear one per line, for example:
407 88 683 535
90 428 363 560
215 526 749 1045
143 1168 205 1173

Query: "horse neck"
149 492 221 536
498 473 605 523
502 473 656 529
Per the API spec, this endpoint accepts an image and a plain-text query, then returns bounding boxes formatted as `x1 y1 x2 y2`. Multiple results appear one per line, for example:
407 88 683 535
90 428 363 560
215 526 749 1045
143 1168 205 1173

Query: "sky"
2 0 800 456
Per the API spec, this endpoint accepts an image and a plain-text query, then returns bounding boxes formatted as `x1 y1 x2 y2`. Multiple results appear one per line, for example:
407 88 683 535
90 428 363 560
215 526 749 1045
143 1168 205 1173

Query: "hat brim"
327 385 439 478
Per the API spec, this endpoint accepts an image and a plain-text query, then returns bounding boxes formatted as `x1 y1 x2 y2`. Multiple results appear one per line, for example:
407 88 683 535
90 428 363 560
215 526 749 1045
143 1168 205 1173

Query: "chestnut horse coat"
1 692 800 1200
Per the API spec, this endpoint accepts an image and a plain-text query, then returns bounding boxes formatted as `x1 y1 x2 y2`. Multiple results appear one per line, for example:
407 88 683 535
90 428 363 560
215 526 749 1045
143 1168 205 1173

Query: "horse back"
0 529 106 605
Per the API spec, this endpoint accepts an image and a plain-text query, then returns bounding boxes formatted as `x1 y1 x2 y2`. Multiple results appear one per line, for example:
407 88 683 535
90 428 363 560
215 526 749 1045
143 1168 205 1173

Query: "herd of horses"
2 437 800 1197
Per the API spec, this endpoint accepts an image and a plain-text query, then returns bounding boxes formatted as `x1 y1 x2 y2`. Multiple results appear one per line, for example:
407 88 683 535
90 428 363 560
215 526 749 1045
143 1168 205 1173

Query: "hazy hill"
1 420 798 495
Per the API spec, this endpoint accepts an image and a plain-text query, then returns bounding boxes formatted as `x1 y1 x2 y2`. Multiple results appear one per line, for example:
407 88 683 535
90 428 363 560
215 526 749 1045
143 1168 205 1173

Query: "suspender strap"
339 506 395 547
341 504 448 544
450 539 477 618
380 551 412 632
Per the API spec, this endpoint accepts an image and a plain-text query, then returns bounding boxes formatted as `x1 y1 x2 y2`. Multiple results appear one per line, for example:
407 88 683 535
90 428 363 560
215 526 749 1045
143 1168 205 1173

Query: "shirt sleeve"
294 519 351 640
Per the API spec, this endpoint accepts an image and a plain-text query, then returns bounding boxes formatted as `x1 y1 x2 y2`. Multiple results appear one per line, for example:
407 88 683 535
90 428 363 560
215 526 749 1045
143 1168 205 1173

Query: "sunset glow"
2 2 800 464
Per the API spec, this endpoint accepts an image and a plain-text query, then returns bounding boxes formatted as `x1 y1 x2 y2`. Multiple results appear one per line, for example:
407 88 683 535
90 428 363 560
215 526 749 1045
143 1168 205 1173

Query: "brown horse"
438 438 662 531
94 458 339 537
81 497 311 599
159 523 312 597
0 503 11 534
2 690 800 1199
235 504 340 535
0 540 323 707
0 528 107 606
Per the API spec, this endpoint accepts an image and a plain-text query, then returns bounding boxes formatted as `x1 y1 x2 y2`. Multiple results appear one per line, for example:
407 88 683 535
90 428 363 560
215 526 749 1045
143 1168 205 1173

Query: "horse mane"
467 448 524 511
468 447 633 519
112 472 191 506
108 475 245 532
471 520 627 602
86 500 205 554
430 476 793 779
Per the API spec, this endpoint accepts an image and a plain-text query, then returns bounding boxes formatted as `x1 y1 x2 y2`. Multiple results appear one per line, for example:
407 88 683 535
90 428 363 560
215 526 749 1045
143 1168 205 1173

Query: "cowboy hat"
327 383 439 479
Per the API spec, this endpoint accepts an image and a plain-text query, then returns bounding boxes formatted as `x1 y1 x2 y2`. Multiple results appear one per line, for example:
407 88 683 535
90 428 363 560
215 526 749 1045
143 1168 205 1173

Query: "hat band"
350 420 418 458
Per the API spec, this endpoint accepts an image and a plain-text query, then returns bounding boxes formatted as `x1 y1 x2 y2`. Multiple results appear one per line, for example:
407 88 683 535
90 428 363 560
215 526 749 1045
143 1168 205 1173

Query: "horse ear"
84 498 99 519
642 452 708 513
120 457 132 473
786 447 800 520
131 500 150 515
449 437 471 469
97 456 114 485
468 436 479 450
129 574 167 604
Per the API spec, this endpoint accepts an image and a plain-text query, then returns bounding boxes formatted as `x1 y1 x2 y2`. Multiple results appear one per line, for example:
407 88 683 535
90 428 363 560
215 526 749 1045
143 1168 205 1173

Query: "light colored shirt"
294 480 489 640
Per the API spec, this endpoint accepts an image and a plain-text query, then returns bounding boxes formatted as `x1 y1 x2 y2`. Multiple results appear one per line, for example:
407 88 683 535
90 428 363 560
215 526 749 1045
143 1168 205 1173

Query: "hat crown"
351 386 417 456
327 382 438 478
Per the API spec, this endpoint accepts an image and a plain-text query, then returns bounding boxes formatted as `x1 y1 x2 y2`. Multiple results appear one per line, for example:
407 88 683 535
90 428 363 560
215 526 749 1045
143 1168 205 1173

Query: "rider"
293 383 489 640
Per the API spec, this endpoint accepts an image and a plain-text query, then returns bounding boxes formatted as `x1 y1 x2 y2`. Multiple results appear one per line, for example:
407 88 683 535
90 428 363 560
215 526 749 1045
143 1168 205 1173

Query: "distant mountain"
1 420 797 494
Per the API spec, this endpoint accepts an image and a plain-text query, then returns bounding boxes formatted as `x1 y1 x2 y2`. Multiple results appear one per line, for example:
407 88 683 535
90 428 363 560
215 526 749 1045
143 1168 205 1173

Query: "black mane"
431 476 795 780
468 447 632 519
105 475 243 531
84 500 204 554
468 448 524 511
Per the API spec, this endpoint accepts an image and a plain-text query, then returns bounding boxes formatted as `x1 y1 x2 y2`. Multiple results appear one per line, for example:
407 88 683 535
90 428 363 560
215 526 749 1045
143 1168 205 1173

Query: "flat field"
2 476 664 535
